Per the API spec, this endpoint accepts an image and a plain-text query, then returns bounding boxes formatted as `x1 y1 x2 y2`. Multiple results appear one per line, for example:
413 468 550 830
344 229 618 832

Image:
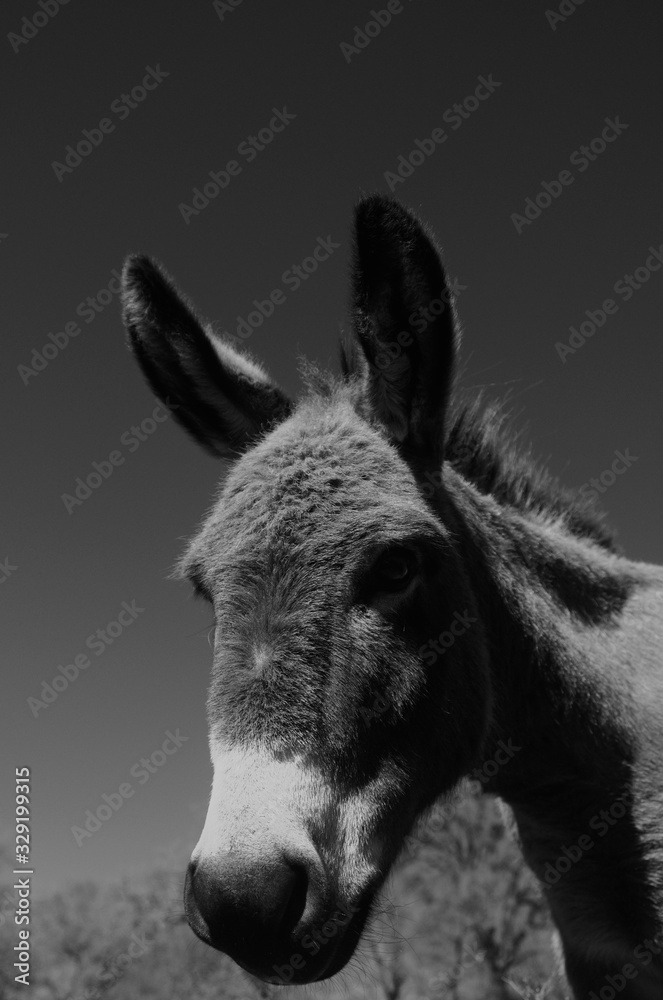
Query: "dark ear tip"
354 195 416 234
121 254 162 299
120 254 178 332
354 193 394 219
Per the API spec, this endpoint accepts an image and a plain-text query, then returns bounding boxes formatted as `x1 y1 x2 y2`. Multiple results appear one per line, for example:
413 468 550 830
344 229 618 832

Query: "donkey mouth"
258 898 372 985
189 898 372 985
186 903 371 985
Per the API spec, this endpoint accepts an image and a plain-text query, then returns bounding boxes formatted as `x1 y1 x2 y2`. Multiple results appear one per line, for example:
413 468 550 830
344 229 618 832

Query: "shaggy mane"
444 394 617 552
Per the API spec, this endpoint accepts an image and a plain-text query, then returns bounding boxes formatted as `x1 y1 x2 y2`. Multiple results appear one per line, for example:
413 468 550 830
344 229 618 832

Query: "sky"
2 0 663 902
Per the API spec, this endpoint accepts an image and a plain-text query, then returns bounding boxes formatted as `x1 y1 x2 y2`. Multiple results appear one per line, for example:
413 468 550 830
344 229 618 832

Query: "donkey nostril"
184 858 210 944
280 861 309 932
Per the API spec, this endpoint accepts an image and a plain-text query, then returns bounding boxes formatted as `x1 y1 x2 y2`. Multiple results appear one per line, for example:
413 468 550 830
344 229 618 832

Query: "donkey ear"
349 196 457 468
121 255 292 459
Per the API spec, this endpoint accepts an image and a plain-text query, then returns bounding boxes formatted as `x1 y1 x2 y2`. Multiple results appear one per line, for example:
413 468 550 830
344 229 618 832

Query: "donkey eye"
372 549 418 593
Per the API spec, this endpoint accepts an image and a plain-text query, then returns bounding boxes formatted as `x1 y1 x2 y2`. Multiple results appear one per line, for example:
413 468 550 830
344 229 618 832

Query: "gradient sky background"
2 0 663 901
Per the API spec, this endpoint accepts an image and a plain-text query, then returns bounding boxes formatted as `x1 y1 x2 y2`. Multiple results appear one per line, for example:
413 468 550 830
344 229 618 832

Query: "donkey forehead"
184 399 441 574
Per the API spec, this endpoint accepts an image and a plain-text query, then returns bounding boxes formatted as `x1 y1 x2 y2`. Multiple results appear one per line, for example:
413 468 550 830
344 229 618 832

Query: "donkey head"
121 197 490 984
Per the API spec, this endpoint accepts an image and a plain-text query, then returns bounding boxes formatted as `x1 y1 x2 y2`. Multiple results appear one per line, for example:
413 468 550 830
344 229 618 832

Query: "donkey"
121 196 663 996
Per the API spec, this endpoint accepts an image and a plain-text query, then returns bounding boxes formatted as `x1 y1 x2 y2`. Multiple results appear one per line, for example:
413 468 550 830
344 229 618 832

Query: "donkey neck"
443 468 641 809
443 471 663 957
